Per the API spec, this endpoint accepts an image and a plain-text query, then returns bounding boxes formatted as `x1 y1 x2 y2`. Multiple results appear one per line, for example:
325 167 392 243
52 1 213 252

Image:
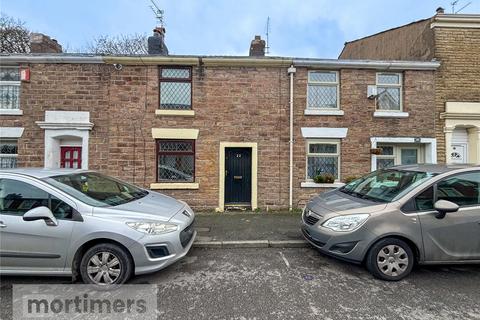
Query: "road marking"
279 251 290 268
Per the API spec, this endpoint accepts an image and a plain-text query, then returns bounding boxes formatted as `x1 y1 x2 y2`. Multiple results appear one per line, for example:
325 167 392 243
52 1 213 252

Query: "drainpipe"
287 65 296 211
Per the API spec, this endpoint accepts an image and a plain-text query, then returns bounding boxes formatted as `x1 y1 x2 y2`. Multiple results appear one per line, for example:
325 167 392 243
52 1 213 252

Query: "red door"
60 147 82 169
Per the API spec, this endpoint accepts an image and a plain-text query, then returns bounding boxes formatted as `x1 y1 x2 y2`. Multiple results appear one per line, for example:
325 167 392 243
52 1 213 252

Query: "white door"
450 144 467 164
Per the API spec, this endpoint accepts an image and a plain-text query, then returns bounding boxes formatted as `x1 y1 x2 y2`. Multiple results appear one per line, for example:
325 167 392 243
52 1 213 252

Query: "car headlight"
126 222 178 235
322 214 369 232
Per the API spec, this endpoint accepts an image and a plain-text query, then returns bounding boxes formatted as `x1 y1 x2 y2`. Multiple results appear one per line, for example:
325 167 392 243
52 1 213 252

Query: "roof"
392 164 479 174
0 168 90 179
0 54 440 70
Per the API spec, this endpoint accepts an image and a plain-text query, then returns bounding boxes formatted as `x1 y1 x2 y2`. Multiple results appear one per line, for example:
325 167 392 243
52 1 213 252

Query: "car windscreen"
340 169 434 203
43 172 148 207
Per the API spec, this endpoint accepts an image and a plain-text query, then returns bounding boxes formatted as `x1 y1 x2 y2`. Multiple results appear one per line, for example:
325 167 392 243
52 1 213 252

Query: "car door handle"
0 221 6 228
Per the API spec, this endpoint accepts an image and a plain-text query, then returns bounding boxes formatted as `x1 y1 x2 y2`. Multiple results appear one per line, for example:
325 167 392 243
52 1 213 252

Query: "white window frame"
0 138 18 168
306 71 340 111
305 139 341 181
376 144 423 169
375 72 403 112
0 66 22 115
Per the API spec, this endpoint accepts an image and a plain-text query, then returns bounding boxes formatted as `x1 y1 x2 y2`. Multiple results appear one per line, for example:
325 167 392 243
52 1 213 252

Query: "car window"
437 172 480 207
0 179 73 219
414 186 434 211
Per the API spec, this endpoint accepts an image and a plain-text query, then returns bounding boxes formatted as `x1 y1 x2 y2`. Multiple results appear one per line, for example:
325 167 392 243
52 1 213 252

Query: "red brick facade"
0 58 436 210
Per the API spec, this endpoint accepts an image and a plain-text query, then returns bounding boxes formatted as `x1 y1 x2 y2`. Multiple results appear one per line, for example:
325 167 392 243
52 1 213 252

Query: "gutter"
293 59 440 70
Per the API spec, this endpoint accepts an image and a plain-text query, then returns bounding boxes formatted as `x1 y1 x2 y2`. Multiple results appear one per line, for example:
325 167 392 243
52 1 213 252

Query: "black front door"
225 148 252 205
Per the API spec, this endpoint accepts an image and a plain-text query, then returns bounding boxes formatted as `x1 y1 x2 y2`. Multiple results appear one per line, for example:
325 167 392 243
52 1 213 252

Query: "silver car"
0 169 196 285
302 164 480 281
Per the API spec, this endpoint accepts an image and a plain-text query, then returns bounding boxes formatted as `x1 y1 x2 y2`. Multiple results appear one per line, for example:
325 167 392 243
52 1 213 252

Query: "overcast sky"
2 0 479 58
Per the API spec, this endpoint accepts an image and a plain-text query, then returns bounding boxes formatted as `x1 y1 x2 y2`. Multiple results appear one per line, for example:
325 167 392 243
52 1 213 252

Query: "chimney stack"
436 7 445 14
30 33 62 53
148 27 169 55
249 35 265 57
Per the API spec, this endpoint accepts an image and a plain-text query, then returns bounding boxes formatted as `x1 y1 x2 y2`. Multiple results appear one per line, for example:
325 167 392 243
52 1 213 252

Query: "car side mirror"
23 206 58 226
433 200 459 219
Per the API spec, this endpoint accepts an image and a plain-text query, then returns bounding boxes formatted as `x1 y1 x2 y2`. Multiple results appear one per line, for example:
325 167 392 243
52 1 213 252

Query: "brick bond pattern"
0 63 435 209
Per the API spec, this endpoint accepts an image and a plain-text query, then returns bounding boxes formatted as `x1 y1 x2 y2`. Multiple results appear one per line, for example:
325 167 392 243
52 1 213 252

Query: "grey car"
0 169 196 285
302 164 480 281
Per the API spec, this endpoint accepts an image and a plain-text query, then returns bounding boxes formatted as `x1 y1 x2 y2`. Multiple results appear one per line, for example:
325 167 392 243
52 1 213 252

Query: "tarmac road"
1 247 479 320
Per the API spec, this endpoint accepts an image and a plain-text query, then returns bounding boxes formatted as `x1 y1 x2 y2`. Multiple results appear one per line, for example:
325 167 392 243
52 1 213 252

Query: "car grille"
303 209 321 225
180 220 195 248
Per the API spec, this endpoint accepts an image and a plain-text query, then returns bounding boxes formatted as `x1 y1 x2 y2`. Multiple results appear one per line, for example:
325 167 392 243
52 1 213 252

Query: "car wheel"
366 238 414 281
79 243 132 285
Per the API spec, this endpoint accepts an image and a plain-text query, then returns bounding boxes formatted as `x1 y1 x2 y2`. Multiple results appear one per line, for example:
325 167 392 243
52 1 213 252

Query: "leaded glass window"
376 144 395 170
307 71 339 109
0 68 20 110
0 139 18 168
376 73 402 111
306 140 340 180
157 140 195 182
159 67 192 110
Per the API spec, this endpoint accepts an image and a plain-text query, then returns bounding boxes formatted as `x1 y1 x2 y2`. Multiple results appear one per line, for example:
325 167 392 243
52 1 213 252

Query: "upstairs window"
157 140 195 182
376 73 402 111
0 139 18 168
0 67 20 110
307 71 339 109
159 67 192 110
306 140 340 180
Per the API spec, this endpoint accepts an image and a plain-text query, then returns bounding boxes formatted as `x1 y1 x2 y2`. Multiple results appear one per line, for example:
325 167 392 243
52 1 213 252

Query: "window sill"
301 181 345 188
304 109 344 116
0 109 23 116
155 109 195 117
150 182 199 190
373 111 409 118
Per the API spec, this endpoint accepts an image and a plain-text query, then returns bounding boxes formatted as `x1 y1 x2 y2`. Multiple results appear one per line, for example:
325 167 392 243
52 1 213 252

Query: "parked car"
301 164 480 281
0 169 196 285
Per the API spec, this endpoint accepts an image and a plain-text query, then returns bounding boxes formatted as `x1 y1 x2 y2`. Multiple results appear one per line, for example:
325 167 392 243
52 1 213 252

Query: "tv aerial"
451 0 472 13
150 0 165 27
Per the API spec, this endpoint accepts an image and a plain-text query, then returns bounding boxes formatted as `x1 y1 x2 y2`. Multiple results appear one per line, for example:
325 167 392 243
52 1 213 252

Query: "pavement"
2 247 479 320
193 211 308 248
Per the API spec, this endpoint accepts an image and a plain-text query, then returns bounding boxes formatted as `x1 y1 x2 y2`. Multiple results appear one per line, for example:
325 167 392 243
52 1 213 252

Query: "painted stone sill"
150 182 199 190
155 109 195 117
301 181 345 188
0 109 23 116
373 111 409 118
304 109 344 116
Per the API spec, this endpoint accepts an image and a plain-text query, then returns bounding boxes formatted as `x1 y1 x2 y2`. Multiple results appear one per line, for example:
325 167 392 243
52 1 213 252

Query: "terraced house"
0 32 439 210
340 9 480 165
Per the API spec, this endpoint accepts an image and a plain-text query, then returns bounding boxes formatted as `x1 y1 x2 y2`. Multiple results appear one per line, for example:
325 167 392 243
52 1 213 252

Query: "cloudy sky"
2 0 479 58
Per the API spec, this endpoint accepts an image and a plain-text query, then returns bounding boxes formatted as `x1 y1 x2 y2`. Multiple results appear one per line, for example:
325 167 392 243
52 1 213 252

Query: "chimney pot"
436 7 445 14
249 35 265 57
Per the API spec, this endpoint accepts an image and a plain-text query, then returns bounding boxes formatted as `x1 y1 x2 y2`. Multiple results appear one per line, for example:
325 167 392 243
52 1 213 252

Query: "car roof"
0 168 91 179
391 164 480 174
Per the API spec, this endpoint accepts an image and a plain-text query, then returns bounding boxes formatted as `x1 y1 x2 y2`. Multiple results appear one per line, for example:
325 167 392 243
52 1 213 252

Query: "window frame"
402 170 480 213
306 70 340 110
375 72 403 112
158 66 193 111
376 144 423 169
0 66 21 112
156 139 196 183
0 138 18 169
305 139 341 181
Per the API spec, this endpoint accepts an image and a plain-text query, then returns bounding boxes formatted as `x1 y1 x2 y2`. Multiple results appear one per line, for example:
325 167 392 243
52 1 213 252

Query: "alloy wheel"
86 251 122 285
376 245 409 277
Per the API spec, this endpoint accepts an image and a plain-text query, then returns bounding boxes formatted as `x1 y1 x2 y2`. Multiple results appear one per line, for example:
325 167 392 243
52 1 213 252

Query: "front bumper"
301 211 375 264
129 208 197 275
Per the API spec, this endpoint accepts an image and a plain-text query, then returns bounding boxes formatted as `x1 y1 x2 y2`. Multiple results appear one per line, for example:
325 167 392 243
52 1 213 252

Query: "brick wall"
1 62 436 210
339 19 434 61
433 27 480 162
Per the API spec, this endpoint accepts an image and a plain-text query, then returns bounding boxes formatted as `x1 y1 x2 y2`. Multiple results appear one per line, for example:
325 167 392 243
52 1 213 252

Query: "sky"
1 0 479 58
